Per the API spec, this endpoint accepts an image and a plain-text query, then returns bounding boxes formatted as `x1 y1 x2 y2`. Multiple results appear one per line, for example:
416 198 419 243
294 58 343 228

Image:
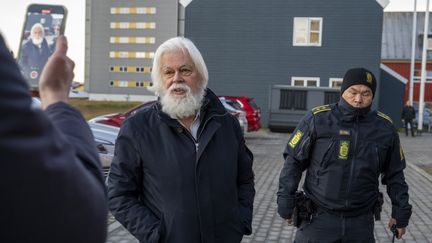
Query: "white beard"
160 83 205 119
32 37 43 46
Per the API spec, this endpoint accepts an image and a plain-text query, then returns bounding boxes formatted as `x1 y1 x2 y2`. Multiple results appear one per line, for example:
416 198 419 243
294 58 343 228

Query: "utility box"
268 85 340 132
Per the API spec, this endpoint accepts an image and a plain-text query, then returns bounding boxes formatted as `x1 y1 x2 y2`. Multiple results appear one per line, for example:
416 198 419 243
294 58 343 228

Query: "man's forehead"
347 84 372 92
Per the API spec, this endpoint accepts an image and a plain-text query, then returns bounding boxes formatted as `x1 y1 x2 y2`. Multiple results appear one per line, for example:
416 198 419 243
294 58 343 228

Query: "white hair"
30 23 45 37
149 37 208 95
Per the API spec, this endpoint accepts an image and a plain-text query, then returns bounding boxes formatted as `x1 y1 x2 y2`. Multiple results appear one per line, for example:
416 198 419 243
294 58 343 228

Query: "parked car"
89 122 119 177
89 100 156 127
218 96 261 132
219 97 248 134
30 96 118 177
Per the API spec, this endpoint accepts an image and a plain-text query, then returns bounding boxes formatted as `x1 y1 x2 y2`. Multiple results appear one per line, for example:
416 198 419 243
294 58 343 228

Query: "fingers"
397 228 406 239
388 218 396 228
286 218 293 226
54 35 68 55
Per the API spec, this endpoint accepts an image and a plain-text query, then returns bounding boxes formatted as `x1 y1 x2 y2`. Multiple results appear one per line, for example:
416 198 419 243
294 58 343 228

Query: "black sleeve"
107 121 162 243
277 112 315 219
0 34 107 243
236 128 255 235
381 131 412 228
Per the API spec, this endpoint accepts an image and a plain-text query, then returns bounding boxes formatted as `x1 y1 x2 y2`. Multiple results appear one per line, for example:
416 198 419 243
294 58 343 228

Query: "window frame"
291 76 320 87
293 17 323 47
329 78 343 88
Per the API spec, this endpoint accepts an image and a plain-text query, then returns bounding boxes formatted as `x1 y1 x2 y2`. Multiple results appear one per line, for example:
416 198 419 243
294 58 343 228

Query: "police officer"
277 68 412 242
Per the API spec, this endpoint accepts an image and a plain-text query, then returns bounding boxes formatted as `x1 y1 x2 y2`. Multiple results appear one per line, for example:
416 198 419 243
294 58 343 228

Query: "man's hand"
39 35 75 110
388 218 406 239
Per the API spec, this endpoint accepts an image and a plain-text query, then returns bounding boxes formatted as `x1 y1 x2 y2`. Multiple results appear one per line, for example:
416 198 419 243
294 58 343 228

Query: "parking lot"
106 130 432 243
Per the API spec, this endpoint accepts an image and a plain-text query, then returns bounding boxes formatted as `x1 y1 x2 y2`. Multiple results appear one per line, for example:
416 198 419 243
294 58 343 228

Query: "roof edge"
377 0 390 9
380 63 408 84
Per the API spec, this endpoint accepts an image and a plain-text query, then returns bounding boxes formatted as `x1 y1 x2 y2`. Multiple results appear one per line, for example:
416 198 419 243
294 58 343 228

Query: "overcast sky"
0 0 426 82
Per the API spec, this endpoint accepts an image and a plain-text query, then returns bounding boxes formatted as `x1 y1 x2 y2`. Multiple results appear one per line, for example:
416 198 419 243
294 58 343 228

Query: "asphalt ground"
106 131 432 243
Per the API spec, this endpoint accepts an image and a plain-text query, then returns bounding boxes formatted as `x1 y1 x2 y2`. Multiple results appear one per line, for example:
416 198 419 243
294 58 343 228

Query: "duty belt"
313 202 373 218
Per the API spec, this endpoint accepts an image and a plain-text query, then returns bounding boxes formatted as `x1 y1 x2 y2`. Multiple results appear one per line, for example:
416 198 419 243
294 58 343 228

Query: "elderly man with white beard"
18 23 52 83
107 37 255 243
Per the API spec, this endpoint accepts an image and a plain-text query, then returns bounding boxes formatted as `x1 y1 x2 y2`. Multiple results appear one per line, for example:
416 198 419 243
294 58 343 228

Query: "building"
86 0 393 127
185 0 388 125
85 0 179 101
382 11 432 103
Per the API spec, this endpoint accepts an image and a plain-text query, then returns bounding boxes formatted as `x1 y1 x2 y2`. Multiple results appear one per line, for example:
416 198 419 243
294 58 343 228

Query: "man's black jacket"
401 105 416 121
107 89 255 243
277 99 412 227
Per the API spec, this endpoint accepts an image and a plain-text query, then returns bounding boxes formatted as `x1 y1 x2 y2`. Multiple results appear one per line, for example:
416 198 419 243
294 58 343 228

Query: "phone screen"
17 4 67 89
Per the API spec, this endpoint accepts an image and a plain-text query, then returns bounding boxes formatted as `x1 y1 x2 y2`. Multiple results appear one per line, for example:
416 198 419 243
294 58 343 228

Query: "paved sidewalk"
106 131 432 243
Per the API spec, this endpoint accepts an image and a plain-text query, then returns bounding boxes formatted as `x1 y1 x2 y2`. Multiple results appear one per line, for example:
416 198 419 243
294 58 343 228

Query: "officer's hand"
286 218 293 226
39 35 75 110
388 218 406 239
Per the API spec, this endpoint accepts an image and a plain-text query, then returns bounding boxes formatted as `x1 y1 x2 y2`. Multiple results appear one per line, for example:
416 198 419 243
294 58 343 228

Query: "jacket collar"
337 98 372 122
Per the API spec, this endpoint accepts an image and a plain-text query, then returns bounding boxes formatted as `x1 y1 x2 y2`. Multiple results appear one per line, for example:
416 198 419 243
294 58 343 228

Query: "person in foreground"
107 37 255 243
277 67 412 242
0 34 107 242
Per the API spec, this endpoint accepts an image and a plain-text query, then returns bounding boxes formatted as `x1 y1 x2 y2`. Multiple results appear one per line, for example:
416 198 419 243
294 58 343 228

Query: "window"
110 36 155 44
291 77 320 87
110 80 151 88
110 22 156 29
324 91 339 104
110 66 151 73
109 51 154 59
293 17 322 46
413 70 432 83
329 78 343 88
110 7 156 15
280 90 307 110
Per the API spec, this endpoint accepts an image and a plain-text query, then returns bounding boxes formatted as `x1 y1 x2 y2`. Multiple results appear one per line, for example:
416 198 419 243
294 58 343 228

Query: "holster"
374 192 384 221
292 191 314 227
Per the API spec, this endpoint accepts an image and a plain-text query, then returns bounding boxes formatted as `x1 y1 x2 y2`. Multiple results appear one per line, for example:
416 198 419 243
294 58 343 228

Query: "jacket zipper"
345 116 359 208
181 112 225 243
375 146 381 173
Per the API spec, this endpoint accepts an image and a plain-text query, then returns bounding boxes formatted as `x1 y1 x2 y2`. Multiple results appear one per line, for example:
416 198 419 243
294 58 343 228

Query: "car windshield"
225 99 243 110
248 99 259 110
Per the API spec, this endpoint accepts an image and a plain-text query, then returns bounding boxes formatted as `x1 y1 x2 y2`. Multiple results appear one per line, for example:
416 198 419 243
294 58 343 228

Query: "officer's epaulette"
312 104 331 115
377 111 393 124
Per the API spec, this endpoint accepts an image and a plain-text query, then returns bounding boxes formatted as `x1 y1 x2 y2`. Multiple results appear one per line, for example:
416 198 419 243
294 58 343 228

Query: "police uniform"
277 68 412 243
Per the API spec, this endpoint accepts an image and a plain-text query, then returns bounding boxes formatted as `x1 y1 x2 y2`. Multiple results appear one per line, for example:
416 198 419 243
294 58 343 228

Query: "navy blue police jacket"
107 89 255 243
277 98 412 228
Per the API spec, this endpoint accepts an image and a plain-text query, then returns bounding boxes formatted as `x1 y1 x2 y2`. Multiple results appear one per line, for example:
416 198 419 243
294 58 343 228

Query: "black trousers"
294 212 375 243
404 119 415 137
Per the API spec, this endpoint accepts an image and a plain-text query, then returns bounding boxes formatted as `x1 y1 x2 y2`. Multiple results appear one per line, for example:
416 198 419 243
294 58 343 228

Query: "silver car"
88 122 119 177
219 97 248 134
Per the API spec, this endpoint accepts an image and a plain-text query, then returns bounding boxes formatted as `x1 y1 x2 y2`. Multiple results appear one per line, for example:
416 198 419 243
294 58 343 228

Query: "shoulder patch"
377 111 393 124
288 130 304 148
312 104 331 115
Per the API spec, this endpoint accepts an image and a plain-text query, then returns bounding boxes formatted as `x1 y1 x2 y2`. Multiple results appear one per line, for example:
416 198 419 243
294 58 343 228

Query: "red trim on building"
382 62 432 102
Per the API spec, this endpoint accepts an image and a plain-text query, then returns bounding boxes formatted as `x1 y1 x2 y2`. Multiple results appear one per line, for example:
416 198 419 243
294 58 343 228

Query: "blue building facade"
184 0 387 125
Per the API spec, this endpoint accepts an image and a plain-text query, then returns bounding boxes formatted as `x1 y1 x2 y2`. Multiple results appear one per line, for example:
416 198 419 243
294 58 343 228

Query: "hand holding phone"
17 4 67 89
39 36 75 109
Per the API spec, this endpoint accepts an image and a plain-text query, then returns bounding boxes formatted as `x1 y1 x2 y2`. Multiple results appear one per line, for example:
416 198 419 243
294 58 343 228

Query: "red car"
89 100 156 127
218 96 261 132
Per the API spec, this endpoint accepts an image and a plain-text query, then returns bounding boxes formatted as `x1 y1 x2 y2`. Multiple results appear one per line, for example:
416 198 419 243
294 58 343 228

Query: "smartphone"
17 4 67 89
